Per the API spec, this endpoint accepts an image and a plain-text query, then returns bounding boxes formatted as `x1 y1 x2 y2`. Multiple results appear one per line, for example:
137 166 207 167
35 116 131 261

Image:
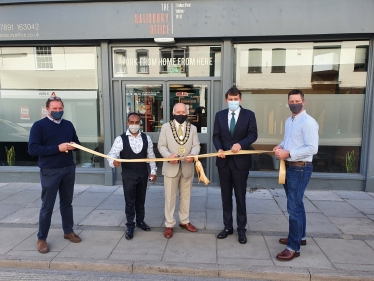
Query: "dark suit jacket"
212 107 258 170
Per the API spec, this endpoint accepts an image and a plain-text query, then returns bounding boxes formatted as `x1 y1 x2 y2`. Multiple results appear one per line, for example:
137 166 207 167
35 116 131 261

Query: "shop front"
0 0 374 190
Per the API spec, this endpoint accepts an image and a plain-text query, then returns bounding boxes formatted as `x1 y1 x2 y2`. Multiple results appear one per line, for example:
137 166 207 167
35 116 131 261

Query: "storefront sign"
0 90 97 99
176 92 188 96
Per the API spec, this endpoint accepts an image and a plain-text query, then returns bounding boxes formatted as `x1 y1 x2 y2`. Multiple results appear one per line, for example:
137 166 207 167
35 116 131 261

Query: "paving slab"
96 195 126 210
368 215 374 222
306 213 342 234
143 207 165 228
0 183 32 193
333 190 374 200
206 195 223 210
248 214 288 232
0 204 24 220
188 211 206 229
72 192 111 206
315 238 374 265
207 187 221 196
13 228 80 253
24 183 42 191
73 184 92 196
85 185 118 193
51 205 96 226
163 232 216 263
246 198 283 215
217 234 273 266
366 240 374 251
191 186 207 197
206 208 234 230
0 207 40 224
109 230 166 261
0 227 36 254
0 192 17 202
246 189 274 199
56 230 124 259
189 196 207 212
269 188 286 198
0 183 8 188
79 209 125 226
144 194 165 209
1 191 41 205
265 236 334 269
346 199 374 215
312 200 366 218
305 190 344 201
329 217 374 236
309 268 374 281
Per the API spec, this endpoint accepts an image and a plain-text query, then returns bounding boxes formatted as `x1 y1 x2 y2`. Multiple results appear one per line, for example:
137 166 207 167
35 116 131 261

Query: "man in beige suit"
158 103 200 239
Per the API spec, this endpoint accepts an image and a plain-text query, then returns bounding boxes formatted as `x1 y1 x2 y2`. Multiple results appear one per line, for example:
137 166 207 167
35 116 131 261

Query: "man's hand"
113 160 120 167
217 149 226 158
169 153 179 164
273 145 282 151
149 174 157 184
231 143 241 153
274 148 290 160
184 154 194 163
59 142 74 152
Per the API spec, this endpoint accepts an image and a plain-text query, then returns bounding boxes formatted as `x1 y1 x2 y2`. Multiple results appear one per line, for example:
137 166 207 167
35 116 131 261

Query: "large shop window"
0 46 104 168
234 41 368 174
112 46 221 78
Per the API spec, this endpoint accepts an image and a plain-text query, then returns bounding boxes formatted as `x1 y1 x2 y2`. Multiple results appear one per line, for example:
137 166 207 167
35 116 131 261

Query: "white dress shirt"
279 110 319 162
227 106 241 129
107 130 157 174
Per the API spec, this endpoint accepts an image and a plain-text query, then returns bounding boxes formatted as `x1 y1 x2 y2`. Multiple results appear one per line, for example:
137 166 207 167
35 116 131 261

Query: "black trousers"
122 176 148 228
218 157 249 232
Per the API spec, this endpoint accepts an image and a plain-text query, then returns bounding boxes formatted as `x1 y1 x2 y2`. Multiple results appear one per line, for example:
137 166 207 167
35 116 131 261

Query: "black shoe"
136 221 151 231
238 231 247 244
125 228 134 240
217 228 234 239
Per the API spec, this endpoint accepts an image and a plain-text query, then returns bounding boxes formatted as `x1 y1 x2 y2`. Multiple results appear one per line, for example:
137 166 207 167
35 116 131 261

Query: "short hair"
288 89 304 100
127 112 141 120
46 96 64 108
172 103 187 114
225 85 242 99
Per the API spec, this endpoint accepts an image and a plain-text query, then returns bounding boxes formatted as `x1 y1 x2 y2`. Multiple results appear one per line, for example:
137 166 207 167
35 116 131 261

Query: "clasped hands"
273 145 290 160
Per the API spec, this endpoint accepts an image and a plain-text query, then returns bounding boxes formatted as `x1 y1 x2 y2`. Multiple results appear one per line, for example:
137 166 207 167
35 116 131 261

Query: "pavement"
0 182 374 280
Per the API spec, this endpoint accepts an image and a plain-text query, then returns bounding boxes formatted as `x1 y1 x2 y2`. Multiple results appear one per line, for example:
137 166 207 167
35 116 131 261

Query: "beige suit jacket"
158 121 200 178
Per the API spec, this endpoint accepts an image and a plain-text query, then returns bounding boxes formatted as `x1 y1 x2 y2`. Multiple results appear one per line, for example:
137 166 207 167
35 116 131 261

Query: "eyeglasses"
48 97 61 101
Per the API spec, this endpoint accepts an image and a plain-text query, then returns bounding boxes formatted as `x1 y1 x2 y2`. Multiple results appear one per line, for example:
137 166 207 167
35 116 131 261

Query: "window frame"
159 47 187 74
271 48 286 73
354 45 369 72
136 49 149 74
35 46 53 70
113 48 127 74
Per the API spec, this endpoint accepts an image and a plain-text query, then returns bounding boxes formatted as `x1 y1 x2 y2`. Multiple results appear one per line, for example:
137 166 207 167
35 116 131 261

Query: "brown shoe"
164 227 173 239
276 249 300 261
279 237 307 246
179 222 197 232
64 232 81 243
37 239 49 254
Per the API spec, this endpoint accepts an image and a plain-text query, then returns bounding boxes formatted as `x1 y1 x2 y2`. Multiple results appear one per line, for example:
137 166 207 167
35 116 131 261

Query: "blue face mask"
228 101 240 111
51 110 64 120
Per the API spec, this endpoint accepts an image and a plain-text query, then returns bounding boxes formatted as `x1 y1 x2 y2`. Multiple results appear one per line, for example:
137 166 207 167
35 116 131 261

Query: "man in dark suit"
212 86 258 244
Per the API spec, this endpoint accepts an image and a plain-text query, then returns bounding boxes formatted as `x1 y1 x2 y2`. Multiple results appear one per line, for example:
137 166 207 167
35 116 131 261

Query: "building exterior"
0 0 374 191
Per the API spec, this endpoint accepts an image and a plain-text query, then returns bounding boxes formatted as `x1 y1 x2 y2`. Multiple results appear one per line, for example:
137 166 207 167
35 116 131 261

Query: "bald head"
173 103 187 115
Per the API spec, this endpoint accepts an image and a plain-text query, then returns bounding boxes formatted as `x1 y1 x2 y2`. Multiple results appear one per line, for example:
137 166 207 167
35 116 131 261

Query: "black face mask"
173 114 187 124
289 103 303 114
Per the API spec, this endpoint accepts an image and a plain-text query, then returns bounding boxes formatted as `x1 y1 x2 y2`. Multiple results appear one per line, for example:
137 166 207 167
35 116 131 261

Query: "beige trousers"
164 168 193 228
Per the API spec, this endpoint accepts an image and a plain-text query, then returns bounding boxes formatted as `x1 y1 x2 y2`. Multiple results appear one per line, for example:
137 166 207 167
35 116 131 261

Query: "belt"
285 161 311 167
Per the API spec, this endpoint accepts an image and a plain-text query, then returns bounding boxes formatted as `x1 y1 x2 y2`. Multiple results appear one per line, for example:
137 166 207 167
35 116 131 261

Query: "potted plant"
346 150 355 173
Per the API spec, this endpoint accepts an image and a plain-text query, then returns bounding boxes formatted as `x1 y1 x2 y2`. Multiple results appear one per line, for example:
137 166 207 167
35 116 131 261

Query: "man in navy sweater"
28 96 81 254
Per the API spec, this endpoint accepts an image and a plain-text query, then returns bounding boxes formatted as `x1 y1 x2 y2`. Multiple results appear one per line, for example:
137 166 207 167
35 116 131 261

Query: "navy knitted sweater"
28 117 80 168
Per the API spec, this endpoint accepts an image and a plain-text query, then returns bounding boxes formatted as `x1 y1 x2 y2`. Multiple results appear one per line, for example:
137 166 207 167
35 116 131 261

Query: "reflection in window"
113 49 127 74
35 47 53 69
0 46 103 168
354 45 368 72
160 48 186 73
248 48 262 73
271 48 286 73
210 47 221 77
136 49 149 74
235 41 368 173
